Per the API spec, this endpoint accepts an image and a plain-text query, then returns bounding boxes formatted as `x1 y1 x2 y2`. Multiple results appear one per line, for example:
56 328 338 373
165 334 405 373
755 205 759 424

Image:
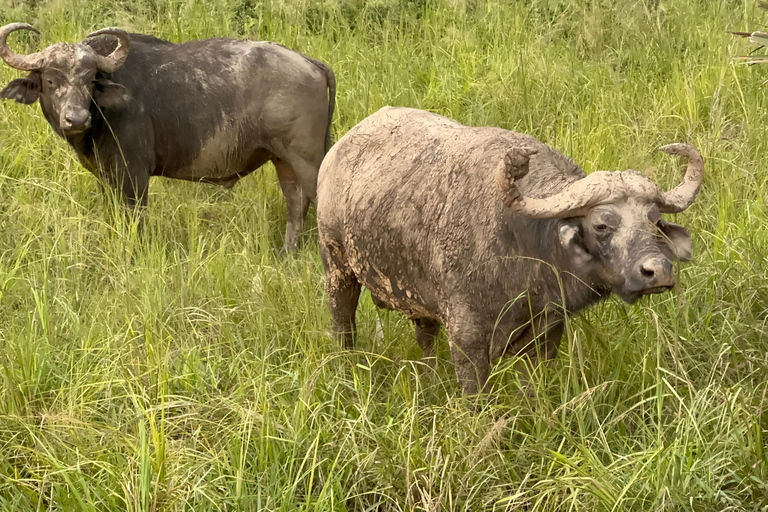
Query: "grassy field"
0 0 767 510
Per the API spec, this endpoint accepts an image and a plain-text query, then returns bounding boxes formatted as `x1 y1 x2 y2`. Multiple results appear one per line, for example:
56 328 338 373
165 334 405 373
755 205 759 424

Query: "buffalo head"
499 143 704 303
0 23 131 137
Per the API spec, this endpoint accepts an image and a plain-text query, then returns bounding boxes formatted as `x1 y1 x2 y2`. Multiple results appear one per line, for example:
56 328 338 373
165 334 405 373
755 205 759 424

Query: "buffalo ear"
558 219 593 269
658 220 692 262
1 74 41 105
92 78 131 108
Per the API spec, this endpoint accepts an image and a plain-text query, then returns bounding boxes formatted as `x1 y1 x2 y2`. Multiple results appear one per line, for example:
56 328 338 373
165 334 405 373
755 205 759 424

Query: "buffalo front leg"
275 160 311 254
92 125 154 232
414 318 441 368
97 144 152 211
446 315 491 396
98 164 150 232
504 314 565 394
319 239 361 350
119 168 150 234
120 168 150 210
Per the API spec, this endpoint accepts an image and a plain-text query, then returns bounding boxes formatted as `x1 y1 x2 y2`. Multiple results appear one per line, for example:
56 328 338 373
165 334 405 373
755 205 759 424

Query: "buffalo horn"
86 27 130 73
0 23 46 71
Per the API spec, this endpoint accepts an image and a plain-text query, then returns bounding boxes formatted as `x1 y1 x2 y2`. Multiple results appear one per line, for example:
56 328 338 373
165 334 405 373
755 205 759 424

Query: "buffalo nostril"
640 265 655 278
62 114 78 127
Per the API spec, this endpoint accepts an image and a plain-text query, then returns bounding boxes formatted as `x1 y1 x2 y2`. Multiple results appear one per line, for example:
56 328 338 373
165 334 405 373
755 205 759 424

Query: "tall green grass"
0 0 767 509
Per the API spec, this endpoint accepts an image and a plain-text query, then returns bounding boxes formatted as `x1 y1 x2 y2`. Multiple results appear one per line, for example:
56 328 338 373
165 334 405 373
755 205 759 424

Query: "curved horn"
656 143 704 214
498 147 624 219
0 23 47 71
509 172 623 218
86 27 129 73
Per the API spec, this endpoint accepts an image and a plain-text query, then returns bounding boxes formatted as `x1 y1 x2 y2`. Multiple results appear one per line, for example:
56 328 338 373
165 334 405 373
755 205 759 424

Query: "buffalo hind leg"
414 318 441 369
284 154 320 207
320 239 361 350
275 160 311 254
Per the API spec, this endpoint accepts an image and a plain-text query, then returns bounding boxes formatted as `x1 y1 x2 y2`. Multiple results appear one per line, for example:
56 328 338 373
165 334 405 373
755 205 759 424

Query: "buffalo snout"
628 255 675 297
60 107 91 134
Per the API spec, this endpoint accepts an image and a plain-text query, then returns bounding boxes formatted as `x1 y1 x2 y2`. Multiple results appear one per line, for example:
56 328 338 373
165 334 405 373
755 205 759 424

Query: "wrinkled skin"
1 29 336 252
317 107 701 395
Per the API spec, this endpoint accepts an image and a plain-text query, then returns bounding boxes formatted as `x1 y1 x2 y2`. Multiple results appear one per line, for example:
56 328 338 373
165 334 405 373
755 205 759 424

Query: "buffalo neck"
500 213 610 315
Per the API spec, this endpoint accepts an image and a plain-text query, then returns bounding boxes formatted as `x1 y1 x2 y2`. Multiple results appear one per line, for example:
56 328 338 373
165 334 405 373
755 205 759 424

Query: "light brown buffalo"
317 106 703 395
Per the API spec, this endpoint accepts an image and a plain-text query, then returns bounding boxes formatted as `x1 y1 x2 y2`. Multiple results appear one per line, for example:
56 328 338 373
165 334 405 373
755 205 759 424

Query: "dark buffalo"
317 107 704 395
0 23 336 252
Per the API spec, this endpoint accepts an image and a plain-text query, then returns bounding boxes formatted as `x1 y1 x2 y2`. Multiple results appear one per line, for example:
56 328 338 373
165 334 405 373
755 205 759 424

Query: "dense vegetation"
1 0 767 510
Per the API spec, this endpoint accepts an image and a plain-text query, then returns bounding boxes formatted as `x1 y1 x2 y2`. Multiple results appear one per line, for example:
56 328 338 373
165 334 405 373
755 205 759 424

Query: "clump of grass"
0 0 767 510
